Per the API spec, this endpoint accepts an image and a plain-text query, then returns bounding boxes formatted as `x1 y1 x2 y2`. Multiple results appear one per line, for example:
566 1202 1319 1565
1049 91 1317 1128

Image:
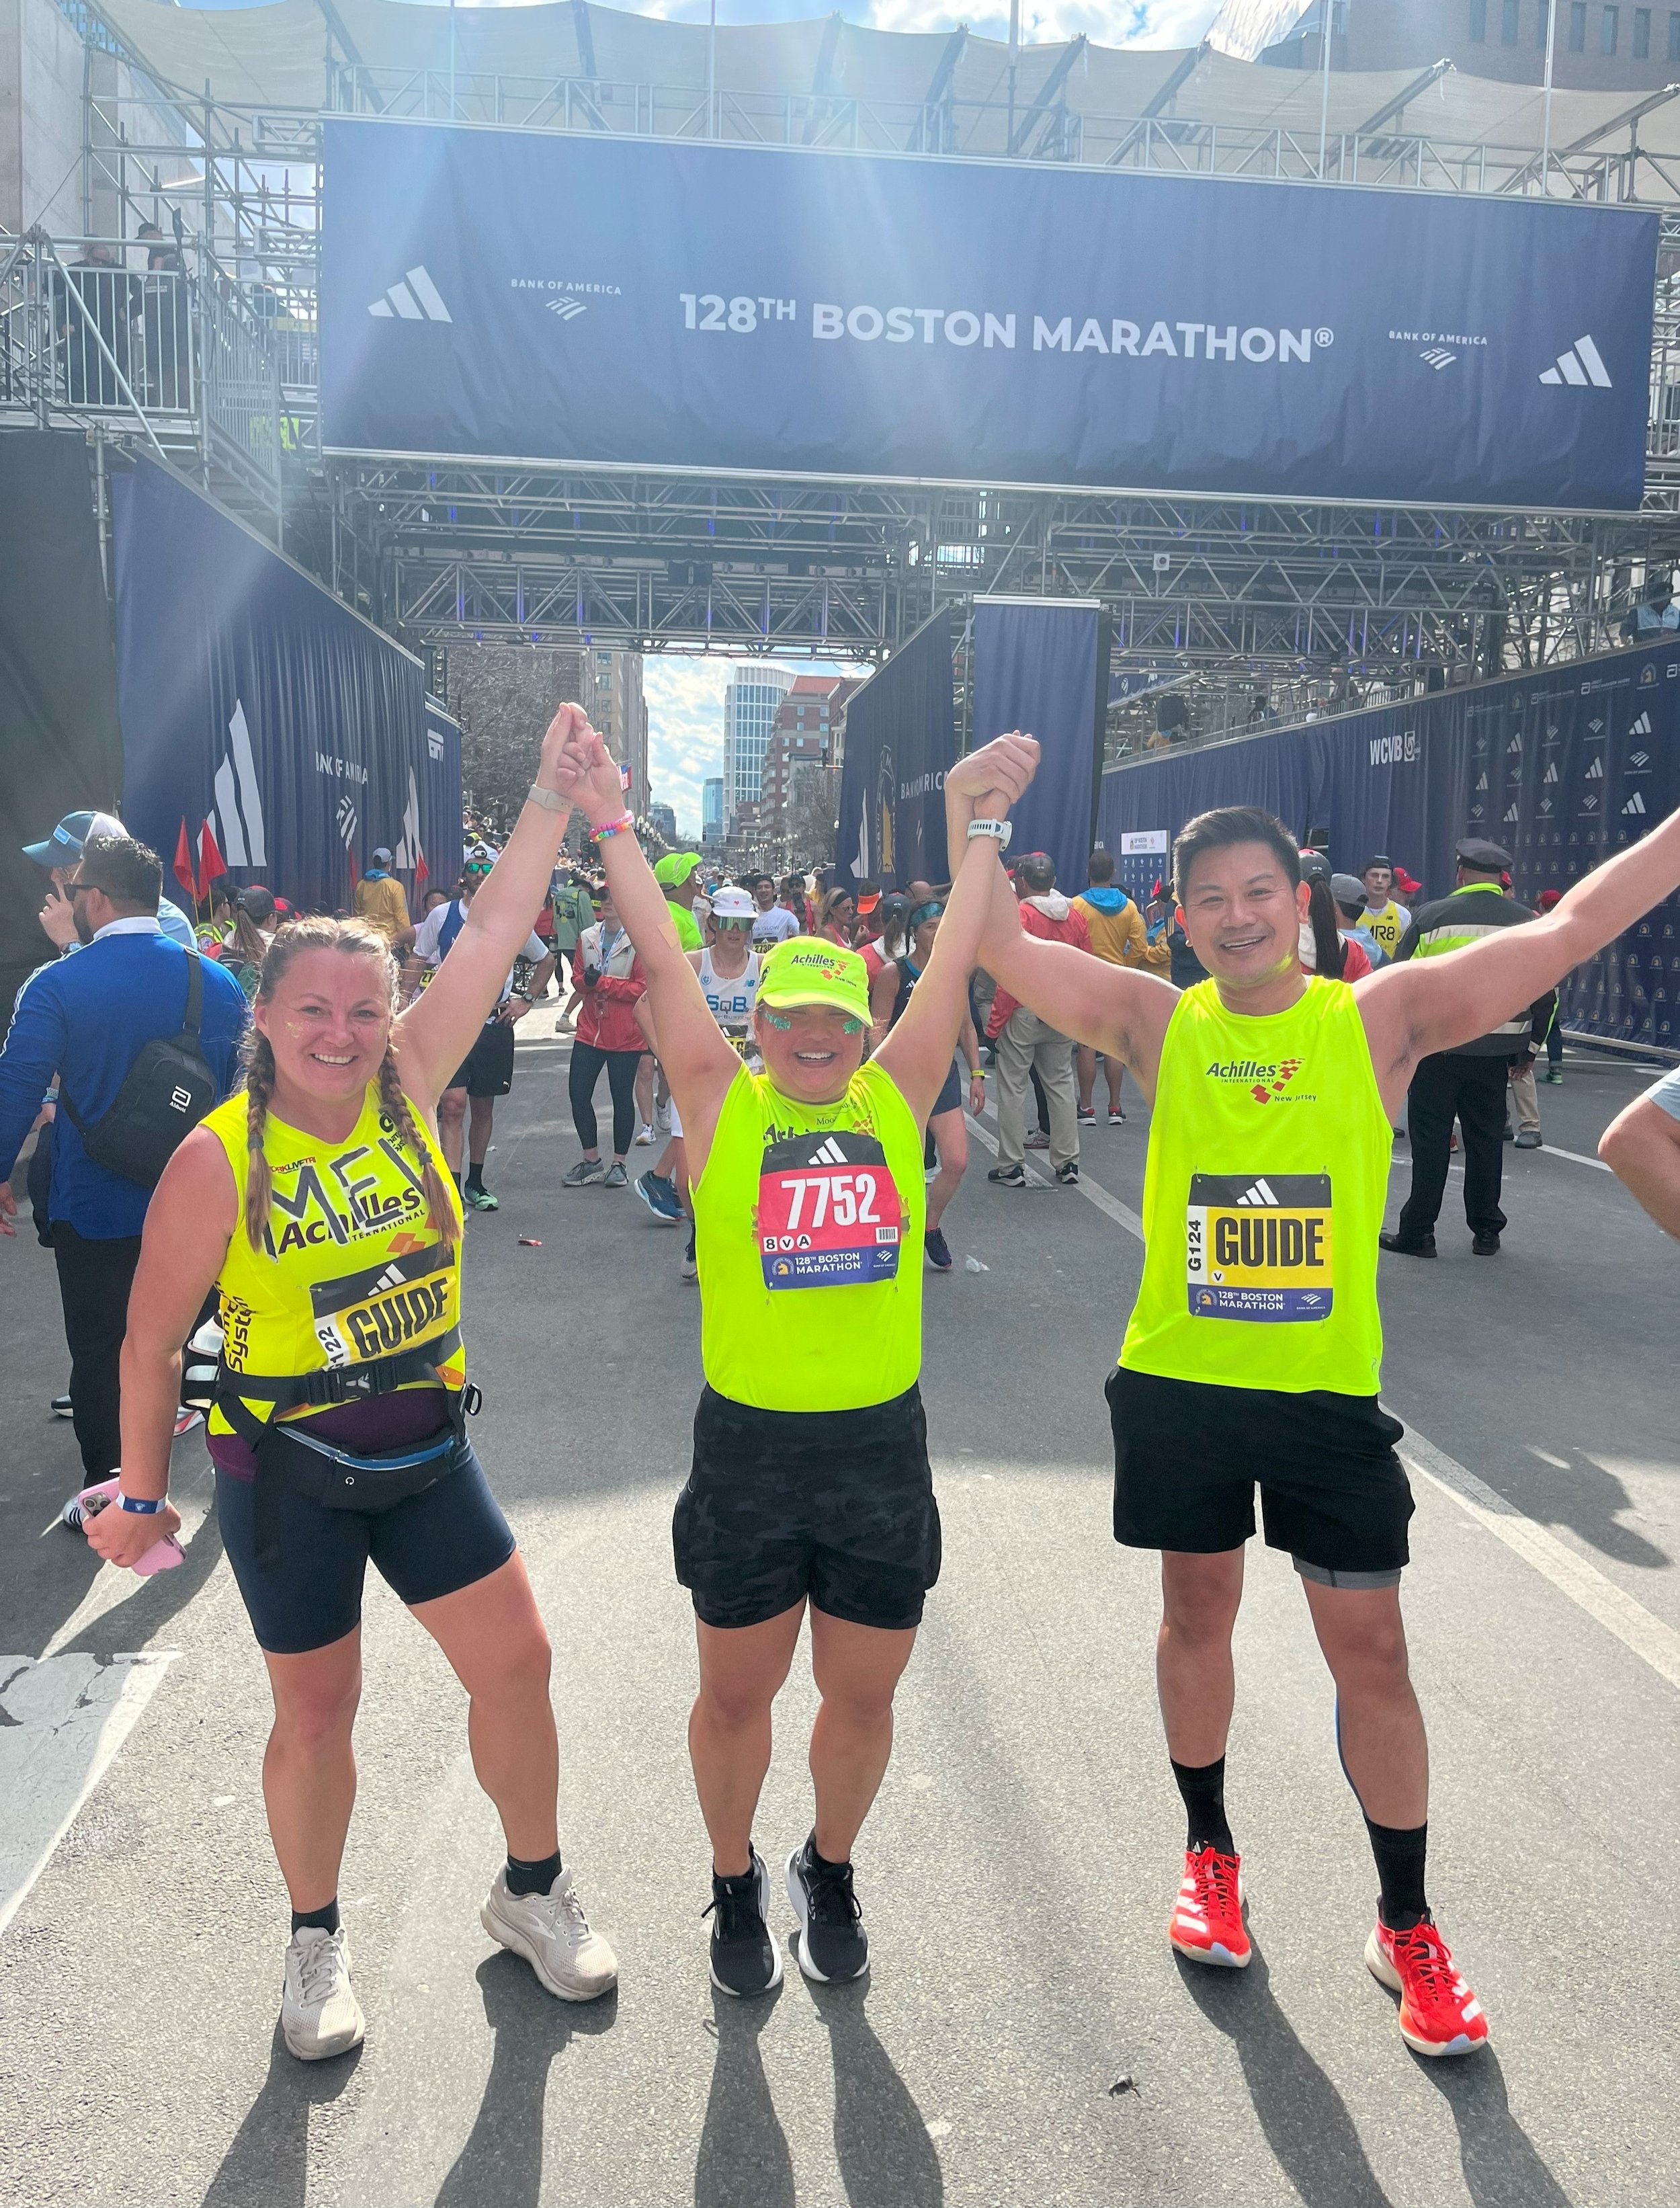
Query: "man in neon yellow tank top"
980 798 1680 2058
547 712 1038 1998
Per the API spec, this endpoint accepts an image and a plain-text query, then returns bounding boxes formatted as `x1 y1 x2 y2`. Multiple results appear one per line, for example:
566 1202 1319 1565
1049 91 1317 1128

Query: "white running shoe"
280 1925 366 2060
634 1123 655 1147
480 1866 618 2002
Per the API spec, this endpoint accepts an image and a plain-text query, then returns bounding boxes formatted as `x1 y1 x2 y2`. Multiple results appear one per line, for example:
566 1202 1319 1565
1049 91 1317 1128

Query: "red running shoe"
1170 1845 1251 1967
1365 1915 1489 2057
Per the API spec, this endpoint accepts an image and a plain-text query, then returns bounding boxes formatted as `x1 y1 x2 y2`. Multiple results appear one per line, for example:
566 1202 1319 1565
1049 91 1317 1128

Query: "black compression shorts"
448 1020 516 1098
674 1385 941 1631
1107 1365 1413 1585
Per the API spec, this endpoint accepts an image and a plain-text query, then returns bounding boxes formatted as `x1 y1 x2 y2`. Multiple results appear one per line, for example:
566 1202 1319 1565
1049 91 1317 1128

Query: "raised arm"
394 706 582 1106
977 869 1179 1098
1357 805 1680 1111
874 734 1038 1125
550 723 739 1171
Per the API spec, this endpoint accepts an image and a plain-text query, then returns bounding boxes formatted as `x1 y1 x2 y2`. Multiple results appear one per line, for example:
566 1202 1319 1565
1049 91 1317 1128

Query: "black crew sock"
1366 1817 1429 1931
291 1899 340 1937
1170 1756 1234 1855
805 1831 851 1873
505 1848 563 1898
464 1163 486 1193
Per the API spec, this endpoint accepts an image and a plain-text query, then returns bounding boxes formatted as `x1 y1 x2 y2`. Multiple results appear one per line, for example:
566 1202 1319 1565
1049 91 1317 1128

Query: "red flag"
413 845 429 893
172 819 197 902
197 817 227 901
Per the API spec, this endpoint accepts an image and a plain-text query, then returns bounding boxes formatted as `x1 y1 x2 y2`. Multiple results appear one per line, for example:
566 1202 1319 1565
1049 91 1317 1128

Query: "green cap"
653 851 703 886
756 936 872 1021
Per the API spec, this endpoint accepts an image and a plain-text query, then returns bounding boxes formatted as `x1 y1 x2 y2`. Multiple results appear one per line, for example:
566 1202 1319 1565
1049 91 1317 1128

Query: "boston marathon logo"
1186 1172 1333 1323
1205 1056 1307 1104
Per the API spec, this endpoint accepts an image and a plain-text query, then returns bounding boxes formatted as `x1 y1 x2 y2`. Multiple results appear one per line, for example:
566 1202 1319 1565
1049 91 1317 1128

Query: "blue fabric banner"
320 118 1655 509
1098 643 1680 1051
970 600 1104 899
837 611 956 892
112 460 456 916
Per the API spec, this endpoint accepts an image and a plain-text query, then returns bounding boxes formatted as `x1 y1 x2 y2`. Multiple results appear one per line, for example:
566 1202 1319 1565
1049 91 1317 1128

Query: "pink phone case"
77 1479 185 1574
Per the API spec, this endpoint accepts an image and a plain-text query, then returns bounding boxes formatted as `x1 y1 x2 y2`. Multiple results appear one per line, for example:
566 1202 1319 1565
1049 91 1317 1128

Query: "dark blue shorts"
216 1436 517 1655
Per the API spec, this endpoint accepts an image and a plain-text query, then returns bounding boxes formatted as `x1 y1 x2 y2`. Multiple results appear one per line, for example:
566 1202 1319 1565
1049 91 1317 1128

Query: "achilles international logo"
1206 1055 1308 1104
368 265 452 323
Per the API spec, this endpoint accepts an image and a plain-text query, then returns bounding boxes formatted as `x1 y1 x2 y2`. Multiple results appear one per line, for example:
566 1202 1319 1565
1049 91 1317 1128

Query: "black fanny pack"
214 1327 480 1562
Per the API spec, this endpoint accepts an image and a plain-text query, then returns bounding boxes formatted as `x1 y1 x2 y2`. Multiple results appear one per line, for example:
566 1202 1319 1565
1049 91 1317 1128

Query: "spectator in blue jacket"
0 836 247 1480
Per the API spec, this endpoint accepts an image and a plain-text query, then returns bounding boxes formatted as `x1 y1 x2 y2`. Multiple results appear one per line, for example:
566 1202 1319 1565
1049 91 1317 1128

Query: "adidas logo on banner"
809 1137 849 1167
1625 790 1649 815
1234 1179 1282 1207
1504 803 1519 821
1507 734 1522 752
1538 334 1612 387
1475 771 1488 790
1630 712 1652 736
368 265 452 322
1587 757 1604 779
211 698 266 866
1544 763 1559 782
548 298 587 323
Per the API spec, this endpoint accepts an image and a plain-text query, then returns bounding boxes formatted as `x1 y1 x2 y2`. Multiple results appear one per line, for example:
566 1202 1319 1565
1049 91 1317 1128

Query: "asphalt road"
3 1023 1677 2208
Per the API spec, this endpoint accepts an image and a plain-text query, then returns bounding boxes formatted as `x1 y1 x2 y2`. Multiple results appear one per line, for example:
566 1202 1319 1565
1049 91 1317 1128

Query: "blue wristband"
117 1492 164 1515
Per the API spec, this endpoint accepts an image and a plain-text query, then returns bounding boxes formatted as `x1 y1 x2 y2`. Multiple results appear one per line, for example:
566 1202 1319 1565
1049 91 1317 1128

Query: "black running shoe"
704 1849 782 1997
924 1226 953 1272
786 1836 869 1984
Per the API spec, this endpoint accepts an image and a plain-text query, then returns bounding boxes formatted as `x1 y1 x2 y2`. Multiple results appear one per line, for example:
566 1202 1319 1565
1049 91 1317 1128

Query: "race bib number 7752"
758 1130 902 1289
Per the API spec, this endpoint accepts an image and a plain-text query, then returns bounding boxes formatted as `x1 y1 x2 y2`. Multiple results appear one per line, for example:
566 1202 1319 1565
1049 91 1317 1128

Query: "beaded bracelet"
591 813 636 842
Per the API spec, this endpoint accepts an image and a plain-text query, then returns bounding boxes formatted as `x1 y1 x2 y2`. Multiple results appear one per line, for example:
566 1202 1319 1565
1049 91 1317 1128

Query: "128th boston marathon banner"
319 120 1656 511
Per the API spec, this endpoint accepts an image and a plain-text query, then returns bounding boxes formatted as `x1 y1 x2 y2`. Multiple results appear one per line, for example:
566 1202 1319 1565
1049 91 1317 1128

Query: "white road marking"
1530 1141 1613 1174
0 1651 178 1938
1400 1434 1680 1692
974 1100 1679 1695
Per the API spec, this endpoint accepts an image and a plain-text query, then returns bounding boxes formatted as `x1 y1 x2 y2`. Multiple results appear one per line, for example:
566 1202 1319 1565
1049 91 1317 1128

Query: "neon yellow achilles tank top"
1120 978 1390 1396
200 1081 465 1434
691 1061 925 1412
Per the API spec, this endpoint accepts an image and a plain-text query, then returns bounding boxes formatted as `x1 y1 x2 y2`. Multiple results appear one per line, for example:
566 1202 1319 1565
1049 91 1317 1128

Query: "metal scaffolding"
10 10 1680 723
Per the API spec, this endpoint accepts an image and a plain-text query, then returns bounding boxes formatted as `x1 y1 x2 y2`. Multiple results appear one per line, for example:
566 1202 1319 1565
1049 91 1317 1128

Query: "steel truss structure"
11 10 1680 721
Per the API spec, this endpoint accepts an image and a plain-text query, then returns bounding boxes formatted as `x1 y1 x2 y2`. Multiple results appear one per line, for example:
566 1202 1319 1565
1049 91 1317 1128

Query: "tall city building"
588 649 648 815
702 778 725 843
722 663 796 830
649 801 678 844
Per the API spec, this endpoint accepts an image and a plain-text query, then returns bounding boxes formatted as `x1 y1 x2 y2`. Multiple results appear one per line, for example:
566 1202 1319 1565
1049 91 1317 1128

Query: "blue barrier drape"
837 611 955 891
970 600 1104 897
1099 643 1680 1051
113 460 456 916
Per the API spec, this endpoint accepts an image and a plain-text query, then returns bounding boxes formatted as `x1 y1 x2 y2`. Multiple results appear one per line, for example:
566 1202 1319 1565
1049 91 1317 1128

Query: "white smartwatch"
967 817 1013 850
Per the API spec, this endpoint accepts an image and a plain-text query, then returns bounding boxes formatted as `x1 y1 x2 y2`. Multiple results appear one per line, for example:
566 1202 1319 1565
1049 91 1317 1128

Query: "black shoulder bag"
60 950 220 1187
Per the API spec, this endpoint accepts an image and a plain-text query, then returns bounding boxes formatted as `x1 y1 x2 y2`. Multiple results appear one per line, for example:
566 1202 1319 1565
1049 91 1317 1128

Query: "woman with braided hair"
89 704 618 2059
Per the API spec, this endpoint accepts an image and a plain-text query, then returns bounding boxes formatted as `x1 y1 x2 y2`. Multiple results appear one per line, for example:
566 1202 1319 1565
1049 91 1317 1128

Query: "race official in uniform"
1381 840 1554 1260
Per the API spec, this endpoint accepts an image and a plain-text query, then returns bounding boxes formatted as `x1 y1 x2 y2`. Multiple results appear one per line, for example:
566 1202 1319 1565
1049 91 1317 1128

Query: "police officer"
1380 839 1554 1259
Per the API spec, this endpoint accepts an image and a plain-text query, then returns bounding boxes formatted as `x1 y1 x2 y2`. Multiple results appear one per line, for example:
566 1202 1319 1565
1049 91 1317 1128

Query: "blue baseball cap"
23 809 125 867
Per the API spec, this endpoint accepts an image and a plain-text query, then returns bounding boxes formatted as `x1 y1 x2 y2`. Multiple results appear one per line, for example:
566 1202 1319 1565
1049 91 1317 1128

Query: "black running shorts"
216 1436 516 1654
1107 1365 1413 1584
674 1385 941 1632
448 1019 517 1098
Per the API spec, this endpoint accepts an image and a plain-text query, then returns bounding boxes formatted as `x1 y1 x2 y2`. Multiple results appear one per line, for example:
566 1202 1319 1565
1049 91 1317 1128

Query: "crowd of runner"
5 703 1680 2080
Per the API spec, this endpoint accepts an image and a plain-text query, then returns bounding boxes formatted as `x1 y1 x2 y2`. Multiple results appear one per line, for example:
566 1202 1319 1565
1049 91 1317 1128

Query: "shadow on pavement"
201 2021 362 2208
807 1969 944 2208
1174 1942 1396 2208
1513 1450 1671 1573
435 1951 619 2208
695 1980 795 2208
1417 2047 1577 2208
60 1501 227 1664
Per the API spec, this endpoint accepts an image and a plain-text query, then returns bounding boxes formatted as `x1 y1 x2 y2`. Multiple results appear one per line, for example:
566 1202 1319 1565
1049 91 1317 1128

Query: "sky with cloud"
646 655 872 840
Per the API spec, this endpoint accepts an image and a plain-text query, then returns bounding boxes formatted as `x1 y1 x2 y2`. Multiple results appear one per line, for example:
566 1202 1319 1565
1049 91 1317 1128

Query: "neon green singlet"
691 1060 925 1412
201 1082 465 1434
1120 977 1390 1395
